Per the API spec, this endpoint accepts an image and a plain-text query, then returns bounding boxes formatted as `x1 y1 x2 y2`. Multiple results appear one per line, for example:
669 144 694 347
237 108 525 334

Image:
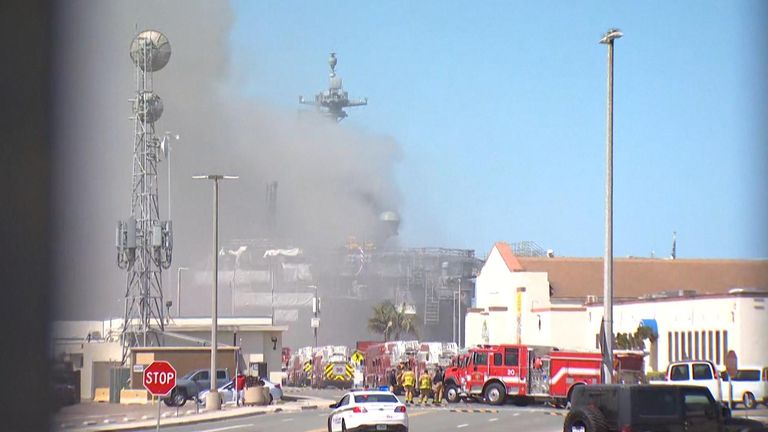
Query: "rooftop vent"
651 289 697 299
728 287 768 295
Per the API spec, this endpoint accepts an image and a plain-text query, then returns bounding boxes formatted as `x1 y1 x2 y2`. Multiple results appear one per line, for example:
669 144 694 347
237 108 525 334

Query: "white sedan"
327 391 408 432
198 377 283 406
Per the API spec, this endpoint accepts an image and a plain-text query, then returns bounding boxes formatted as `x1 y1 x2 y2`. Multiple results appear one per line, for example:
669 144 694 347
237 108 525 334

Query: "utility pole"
176 266 188 317
193 174 238 411
600 27 622 384
311 285 319 350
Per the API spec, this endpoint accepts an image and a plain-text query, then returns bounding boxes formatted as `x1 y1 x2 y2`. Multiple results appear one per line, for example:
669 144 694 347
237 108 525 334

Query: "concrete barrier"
93 387 110 403
119 389 149 405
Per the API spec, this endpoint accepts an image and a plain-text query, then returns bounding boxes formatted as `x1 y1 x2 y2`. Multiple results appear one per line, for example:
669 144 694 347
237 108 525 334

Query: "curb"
63 400 335 432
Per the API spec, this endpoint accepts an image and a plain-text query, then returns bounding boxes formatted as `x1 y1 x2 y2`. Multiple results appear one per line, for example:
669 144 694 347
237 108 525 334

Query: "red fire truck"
286 346 315 387
363 340 420 390
443 344 644 406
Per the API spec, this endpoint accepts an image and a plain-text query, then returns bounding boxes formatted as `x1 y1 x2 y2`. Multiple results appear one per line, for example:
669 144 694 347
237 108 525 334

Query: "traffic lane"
131 405 566 432
132 408 329 432
406 409 563 432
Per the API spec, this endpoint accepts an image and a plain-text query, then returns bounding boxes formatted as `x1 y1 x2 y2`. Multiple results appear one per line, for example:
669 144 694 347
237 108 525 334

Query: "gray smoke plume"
51 1 402 320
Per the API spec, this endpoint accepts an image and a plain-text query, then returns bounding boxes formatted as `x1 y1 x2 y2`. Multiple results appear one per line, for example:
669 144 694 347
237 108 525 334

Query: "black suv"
564 384 766 432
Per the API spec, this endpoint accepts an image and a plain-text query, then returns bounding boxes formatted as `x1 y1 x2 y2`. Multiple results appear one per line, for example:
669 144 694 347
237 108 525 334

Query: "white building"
51 317 286 400
466 242 768 372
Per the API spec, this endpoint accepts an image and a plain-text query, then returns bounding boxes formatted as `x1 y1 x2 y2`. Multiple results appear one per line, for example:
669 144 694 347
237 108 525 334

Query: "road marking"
513 412 520 416
282 418 294 422
488 418 498 422
304 428 326 432
457 424 469 428
199 425 254 432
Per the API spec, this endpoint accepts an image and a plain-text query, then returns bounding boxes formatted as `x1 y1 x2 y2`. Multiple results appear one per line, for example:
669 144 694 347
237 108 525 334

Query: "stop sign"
143 361 177 396
725 350 738 377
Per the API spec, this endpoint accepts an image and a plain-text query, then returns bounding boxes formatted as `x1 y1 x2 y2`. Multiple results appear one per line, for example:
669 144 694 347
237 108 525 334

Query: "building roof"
493 242 524 272
516 256 768 299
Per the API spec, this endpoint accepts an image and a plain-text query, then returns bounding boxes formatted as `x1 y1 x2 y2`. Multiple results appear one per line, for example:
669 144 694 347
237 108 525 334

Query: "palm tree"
367 301 420 341
368 301 397 341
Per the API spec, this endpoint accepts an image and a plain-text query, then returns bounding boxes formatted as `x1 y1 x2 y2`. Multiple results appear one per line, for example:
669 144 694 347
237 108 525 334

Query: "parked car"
198 377 283 406
163 368 231 407
722 367 768 409
564 384 766 432
327 390 408 432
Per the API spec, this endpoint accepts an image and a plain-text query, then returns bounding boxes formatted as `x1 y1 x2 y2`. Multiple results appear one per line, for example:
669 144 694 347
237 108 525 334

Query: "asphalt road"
133 405 566 432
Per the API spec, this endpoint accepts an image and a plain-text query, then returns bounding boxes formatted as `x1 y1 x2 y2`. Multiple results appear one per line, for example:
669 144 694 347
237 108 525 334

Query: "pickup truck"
723 367 768 409
658 361 768 409
163 368 231 407
654 360 724 402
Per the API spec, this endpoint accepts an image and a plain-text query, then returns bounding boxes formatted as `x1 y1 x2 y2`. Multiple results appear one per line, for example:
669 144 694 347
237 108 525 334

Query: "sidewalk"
54 396 335 432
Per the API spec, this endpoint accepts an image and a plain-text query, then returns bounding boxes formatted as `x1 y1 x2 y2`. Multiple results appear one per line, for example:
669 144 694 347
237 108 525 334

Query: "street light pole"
193 174 238 411
600 28 622 384
176 266 189 317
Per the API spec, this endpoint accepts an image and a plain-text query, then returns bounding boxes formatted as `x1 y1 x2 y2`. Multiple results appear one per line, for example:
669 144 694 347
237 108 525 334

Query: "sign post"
143 361 177 431
725 350 738 410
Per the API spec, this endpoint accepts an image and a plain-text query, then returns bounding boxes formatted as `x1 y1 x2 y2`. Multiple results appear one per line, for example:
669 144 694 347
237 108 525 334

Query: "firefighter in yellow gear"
418 371 432 404
401 367 416 404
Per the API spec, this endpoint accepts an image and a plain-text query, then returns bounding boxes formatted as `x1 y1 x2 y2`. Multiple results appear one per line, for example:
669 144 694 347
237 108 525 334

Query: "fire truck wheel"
445 384 460 403
484 382 506 406
563 406 608 432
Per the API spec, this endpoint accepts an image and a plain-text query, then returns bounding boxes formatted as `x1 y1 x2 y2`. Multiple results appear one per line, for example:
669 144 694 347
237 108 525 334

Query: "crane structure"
300 53 367 122
115 30 174 360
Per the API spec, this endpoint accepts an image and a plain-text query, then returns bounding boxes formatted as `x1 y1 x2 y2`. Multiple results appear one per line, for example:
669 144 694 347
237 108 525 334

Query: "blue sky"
229 1 767 259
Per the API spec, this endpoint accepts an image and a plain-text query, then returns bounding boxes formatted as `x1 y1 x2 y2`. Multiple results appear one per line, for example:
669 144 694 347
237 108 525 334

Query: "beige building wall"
81 342 121 400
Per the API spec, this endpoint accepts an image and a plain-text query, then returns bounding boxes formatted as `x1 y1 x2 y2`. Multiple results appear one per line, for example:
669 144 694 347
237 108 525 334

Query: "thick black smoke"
51 1 401 319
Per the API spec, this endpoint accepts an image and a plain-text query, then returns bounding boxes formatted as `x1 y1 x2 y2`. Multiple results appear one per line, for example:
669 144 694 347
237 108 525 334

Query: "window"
687 332 693 359
683 388 714 414
707 331 713 361
195 371 209 381
493 353 502 366
339 395 350 406
733 370 760 381
216 370 227 380
722 331 728 363
355 394 399 403
674 332 680 361
670 364 689 381
715 332 721 364
504 348 519 366
694 332 699 359
692 364 713 380
634 388 677 416
667 332 673 363
474 352 488 366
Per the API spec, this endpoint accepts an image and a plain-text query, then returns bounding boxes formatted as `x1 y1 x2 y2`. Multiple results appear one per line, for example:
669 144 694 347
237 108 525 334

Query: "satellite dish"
135 92 164 123
130 30 172 72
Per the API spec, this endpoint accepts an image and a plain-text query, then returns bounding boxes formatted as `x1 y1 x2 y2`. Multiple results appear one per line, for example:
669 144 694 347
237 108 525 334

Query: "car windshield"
354 394 399 403
181 370 199 379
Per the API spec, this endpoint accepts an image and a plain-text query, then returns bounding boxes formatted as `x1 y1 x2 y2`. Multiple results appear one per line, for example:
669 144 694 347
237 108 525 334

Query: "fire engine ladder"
424 280 440 325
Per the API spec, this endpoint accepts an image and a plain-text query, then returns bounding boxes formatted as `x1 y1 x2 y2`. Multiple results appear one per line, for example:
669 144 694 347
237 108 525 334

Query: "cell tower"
116 30 173 360
299 53 367 122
